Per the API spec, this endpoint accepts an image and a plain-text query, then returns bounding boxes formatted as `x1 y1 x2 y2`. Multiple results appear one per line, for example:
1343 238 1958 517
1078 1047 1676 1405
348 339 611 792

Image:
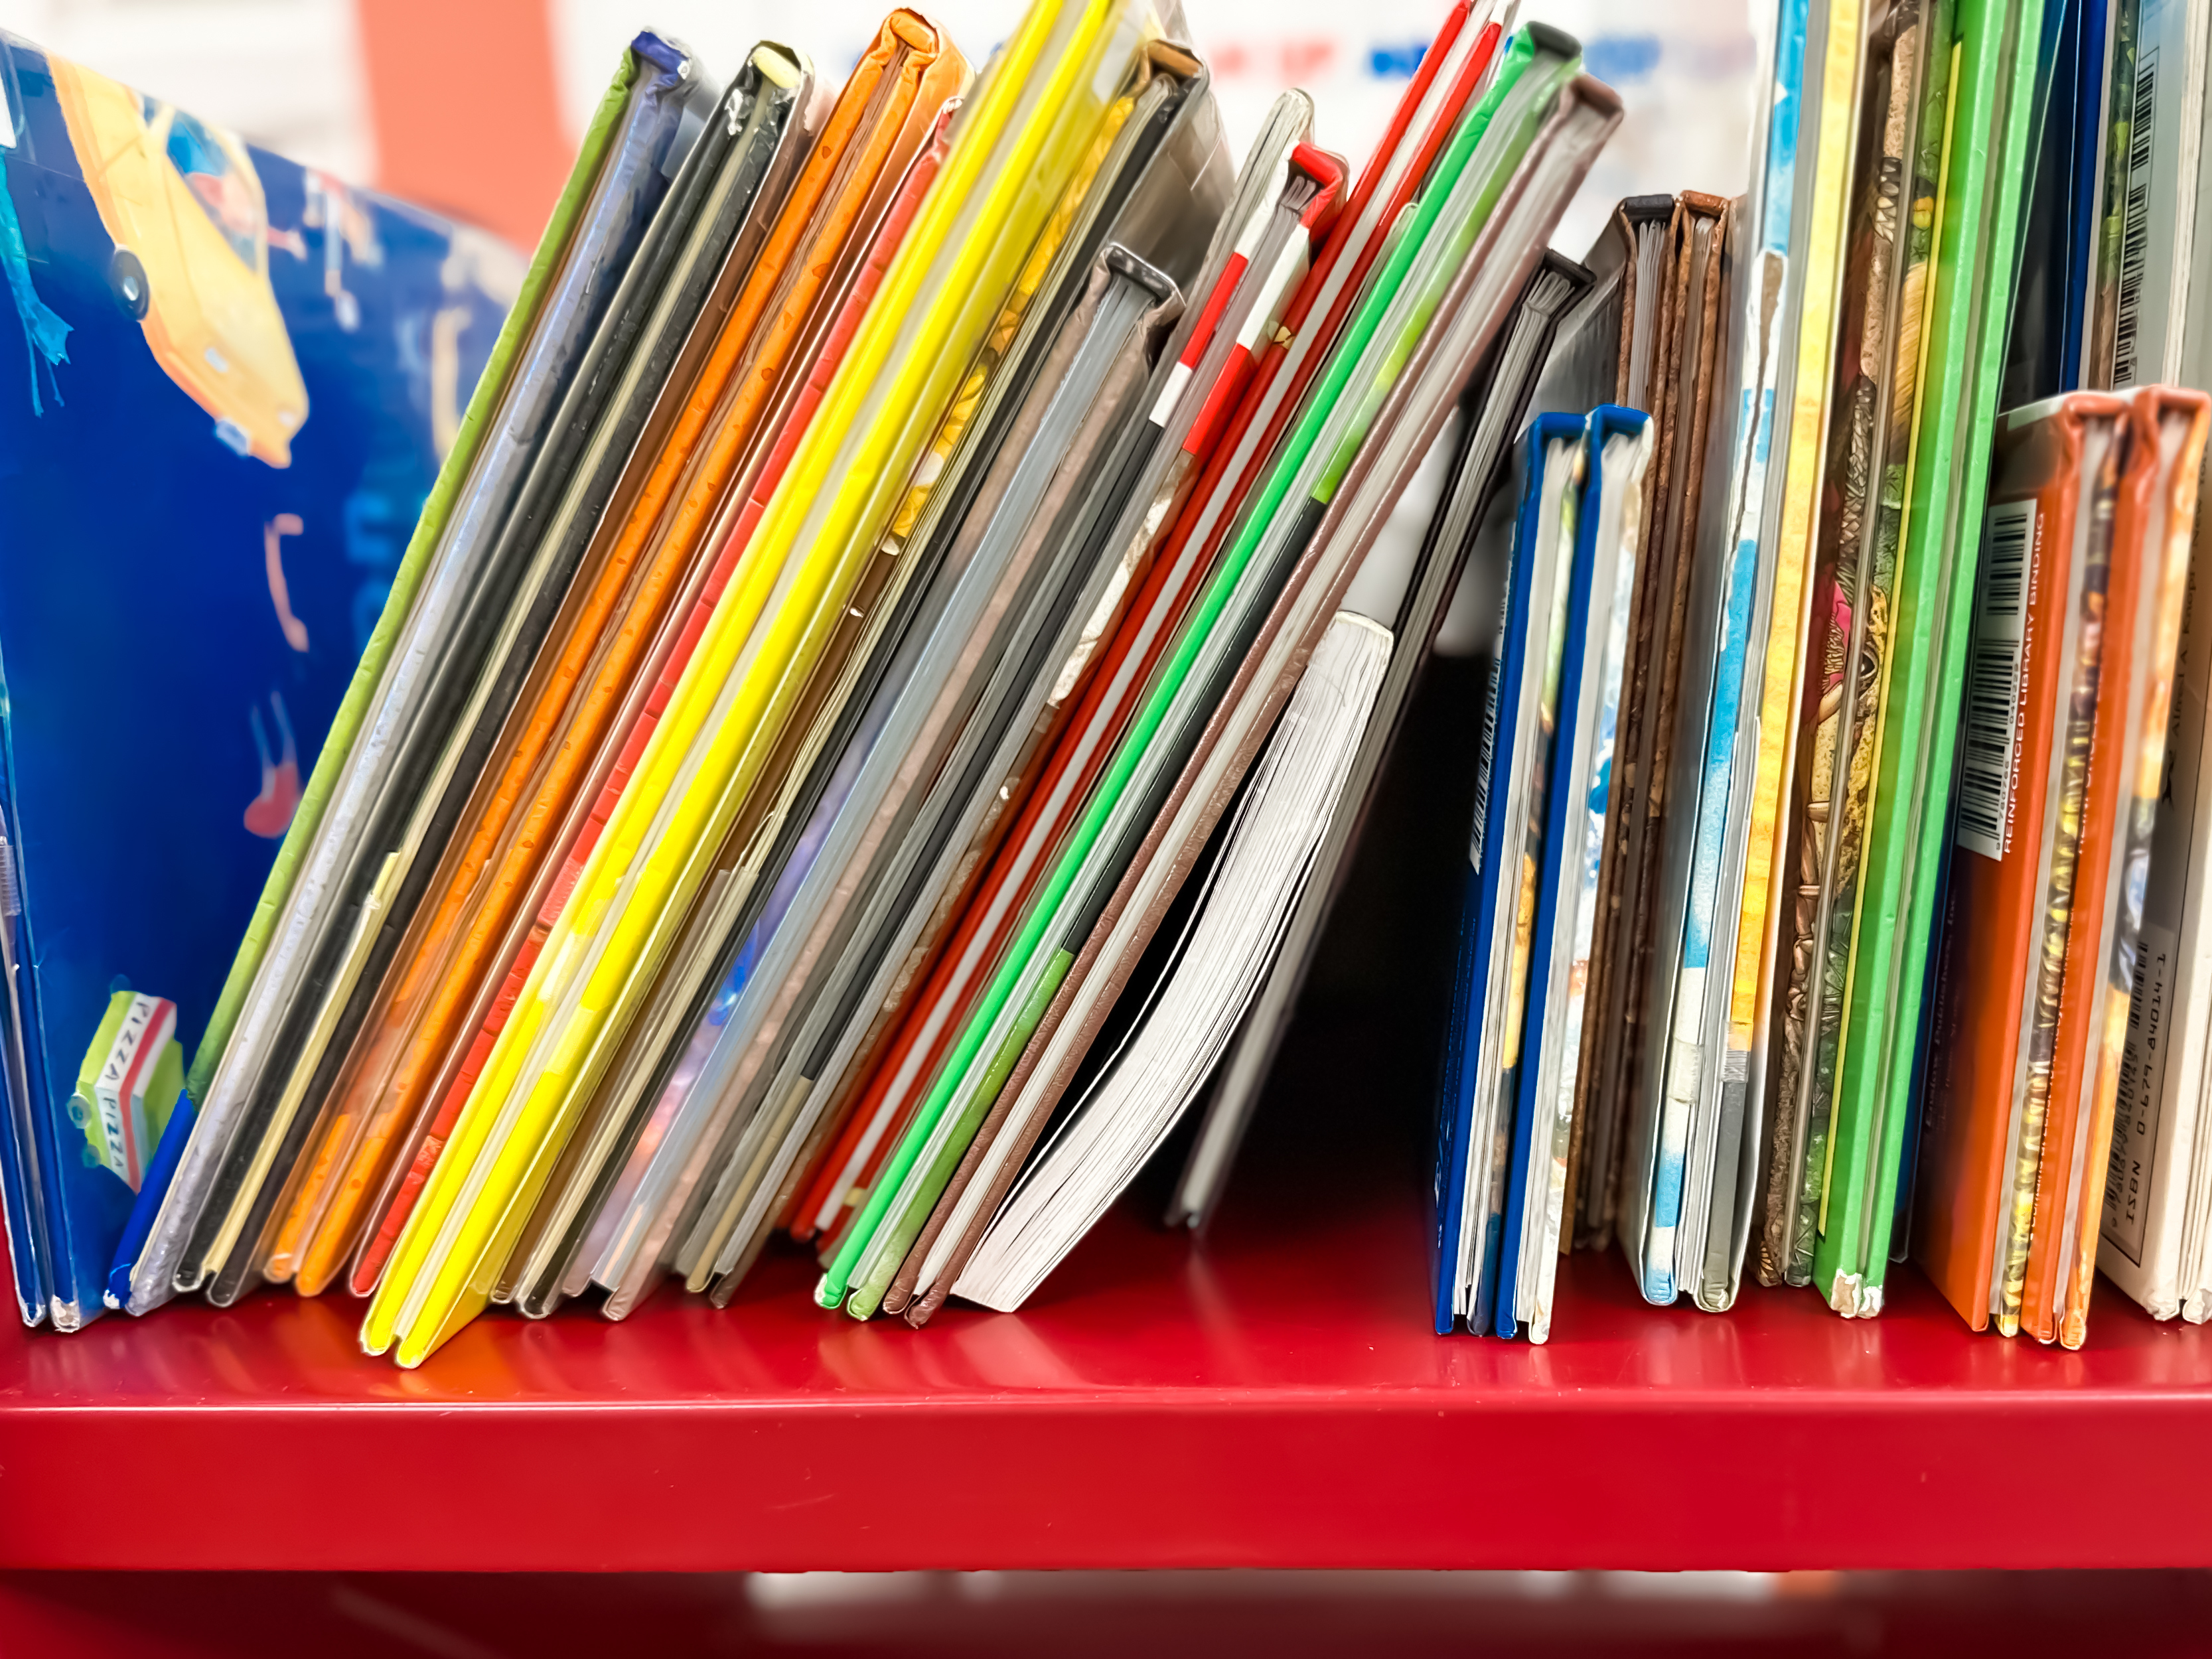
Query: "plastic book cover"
0 37 513 1327
1829 0 2045 1313
1914 391 2122 1332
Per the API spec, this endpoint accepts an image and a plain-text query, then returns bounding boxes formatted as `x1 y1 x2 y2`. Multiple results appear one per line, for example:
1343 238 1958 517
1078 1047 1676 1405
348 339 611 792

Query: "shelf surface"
3 1015 2209 1574
3 664 2209 1573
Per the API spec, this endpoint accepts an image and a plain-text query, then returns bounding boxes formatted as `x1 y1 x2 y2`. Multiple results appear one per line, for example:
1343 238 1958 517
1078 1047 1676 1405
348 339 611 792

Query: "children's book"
0 36 518 1326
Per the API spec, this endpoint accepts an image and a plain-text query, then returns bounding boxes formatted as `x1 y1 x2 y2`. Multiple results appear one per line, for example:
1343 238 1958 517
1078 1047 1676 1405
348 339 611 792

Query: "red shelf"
3 1059 2209 1573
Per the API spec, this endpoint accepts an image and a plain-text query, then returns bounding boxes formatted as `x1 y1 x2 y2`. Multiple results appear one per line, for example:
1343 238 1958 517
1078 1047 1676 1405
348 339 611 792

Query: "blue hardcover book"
1495 406 1650 1340
1434 412 1583 1334
0 38 516 1327
2061 0 2110 388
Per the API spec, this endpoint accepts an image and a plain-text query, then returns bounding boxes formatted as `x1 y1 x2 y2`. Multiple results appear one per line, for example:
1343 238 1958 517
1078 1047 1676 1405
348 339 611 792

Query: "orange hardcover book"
2022 386 2209 1346
287 21 966 1294
1915 392 2126 1331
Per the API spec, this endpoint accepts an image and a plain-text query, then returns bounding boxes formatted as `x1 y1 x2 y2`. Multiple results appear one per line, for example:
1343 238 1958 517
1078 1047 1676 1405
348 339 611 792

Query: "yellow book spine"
366 0 1142 1364
1728 0 1867 1060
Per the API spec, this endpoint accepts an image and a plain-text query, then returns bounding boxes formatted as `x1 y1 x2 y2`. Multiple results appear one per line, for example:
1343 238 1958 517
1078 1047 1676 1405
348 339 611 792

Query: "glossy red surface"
1 662 2205 1572
2 1052 2209 1573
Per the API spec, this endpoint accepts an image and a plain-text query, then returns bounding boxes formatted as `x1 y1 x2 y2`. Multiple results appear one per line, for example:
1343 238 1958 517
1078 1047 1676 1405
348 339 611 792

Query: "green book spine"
1818 0 2041 1308
180 52 648 1106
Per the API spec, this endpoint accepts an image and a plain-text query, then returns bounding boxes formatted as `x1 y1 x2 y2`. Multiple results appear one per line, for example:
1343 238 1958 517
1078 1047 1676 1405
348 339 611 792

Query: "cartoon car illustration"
48 58 307 466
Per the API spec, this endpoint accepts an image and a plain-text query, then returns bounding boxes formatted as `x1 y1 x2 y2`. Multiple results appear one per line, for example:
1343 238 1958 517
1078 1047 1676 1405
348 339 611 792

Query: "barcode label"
2114 47 2158 388
1956 498 2035 859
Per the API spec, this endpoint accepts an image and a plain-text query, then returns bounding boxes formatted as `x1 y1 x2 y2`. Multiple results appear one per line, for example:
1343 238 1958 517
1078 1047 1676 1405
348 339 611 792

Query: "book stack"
1436 0 2212 1348
3 2 1637 1363
9 0 2212 1366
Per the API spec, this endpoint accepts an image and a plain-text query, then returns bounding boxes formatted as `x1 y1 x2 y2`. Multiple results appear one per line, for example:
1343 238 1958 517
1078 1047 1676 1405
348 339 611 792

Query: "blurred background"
0 0 1761 260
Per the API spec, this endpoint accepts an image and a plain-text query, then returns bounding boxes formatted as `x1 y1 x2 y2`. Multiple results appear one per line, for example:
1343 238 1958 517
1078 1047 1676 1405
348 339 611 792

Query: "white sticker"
1955 497 2035 859
2103 918 2178 1263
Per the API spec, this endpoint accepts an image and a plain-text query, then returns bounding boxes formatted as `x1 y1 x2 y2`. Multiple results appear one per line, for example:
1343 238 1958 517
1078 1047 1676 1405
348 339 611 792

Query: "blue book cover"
2061 0 2109 388
1434 413 1582 1334
1495 407 1649 1339
0 39 512 1326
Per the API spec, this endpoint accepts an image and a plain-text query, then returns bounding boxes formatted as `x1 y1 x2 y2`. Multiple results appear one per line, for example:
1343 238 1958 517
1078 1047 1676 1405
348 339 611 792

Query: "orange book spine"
2029 388 2211 1344
1915 399 2114 1329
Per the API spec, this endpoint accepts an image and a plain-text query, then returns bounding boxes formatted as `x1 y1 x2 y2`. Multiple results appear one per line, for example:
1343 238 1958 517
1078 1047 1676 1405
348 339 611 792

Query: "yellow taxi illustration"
49 58 307 467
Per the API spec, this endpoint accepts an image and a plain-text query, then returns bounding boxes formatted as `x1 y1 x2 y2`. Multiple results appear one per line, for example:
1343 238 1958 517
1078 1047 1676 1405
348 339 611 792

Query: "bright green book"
180 48 657 1106
1815 0 2043 1312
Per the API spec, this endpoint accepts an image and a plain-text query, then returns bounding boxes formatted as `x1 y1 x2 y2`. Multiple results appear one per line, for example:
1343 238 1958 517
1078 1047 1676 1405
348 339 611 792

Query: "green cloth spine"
1818 0 2041 1306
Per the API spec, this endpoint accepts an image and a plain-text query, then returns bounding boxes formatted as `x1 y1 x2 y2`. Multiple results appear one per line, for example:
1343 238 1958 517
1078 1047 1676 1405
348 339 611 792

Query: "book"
1768 0 1939 1297
0 35 518 1327
2098 102 2212 1326
1917 390 2124 1333
1496 405 1651 1340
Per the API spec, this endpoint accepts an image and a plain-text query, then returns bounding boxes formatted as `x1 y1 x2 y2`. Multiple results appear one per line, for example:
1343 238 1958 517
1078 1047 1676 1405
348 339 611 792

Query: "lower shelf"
2 1073 2208 1573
